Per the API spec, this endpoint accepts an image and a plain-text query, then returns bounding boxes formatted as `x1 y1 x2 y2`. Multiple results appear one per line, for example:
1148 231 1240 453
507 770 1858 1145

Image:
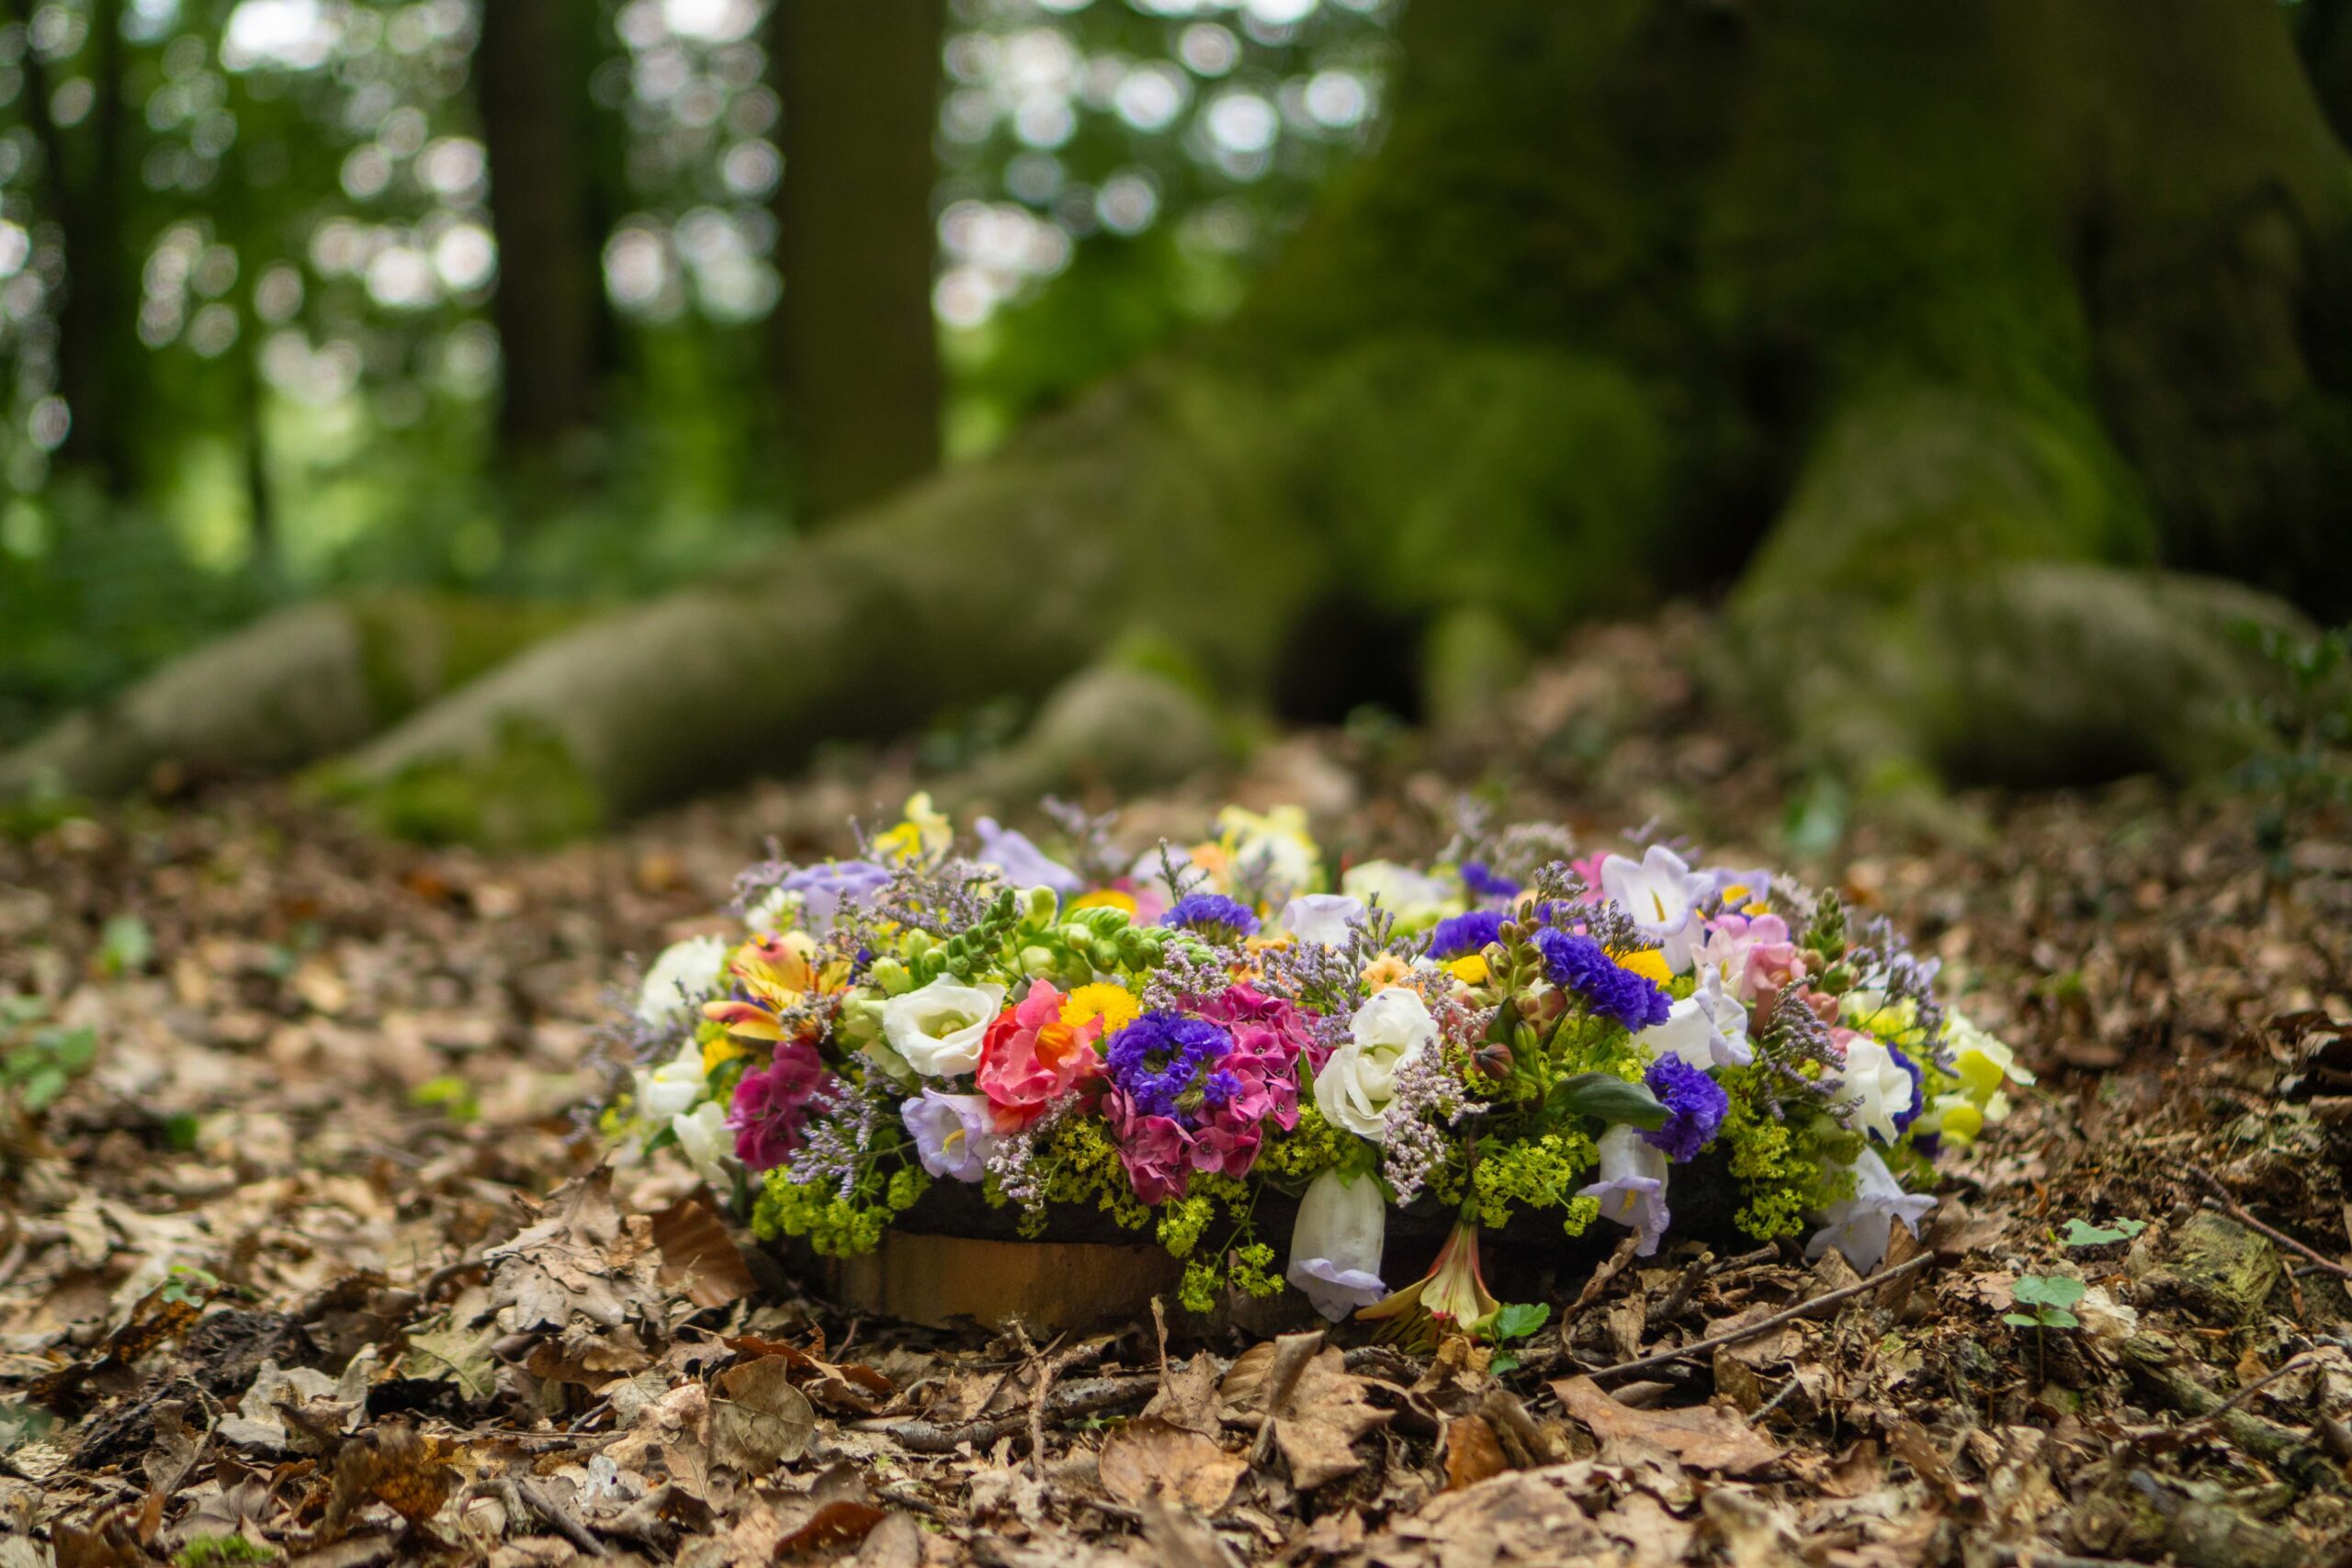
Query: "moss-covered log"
10 0 2349 829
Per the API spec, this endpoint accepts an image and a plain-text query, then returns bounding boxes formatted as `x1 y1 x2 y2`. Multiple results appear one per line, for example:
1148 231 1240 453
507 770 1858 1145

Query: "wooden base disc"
814 1231 1185 1331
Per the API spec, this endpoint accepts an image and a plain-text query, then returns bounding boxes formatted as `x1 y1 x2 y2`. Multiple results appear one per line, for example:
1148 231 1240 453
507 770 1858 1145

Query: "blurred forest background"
0 0 1394 747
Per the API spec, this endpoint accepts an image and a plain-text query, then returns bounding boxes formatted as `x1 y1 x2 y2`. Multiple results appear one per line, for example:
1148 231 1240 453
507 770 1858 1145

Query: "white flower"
672 1101 735 1192
1314 987 1437 1140
1282 894 1367 948
1633 967 1752 1070
1835 1037 1916 1145
882 976 1007 1077
1216 806 1321 905
1704 865 1775 910
743 886 796 934
1600 845 1704 973
1578 1123 1669 1257
1340 861 1455 931
1286 1168 1388 1321
1805 1147 1936 1270
636 935 730 1029
633 1039 707 1122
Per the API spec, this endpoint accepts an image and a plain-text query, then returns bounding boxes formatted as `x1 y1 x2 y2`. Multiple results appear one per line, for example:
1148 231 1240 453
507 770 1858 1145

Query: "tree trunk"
17 0 133 493
10 0 2347 827
475 0 608 494
771 0 943 520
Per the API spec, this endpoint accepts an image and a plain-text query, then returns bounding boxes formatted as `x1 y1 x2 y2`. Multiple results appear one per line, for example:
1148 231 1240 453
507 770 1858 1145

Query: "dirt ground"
6 612 2352 1568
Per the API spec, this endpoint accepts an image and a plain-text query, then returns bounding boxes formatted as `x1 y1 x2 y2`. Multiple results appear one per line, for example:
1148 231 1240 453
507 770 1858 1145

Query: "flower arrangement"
605 795 2027 1329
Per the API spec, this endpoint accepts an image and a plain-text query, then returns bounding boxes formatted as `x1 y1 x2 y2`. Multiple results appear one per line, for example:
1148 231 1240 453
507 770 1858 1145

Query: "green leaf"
164 1113 202 1152
2059 1217 2146 1247
1488 1302 1552 1343
1551 1073 1668 1131
2001 1312 2040 1328
2012 1274 2086 1310
1487 1351 1521 1375
2039 1307 2080 1330
98 915 153 975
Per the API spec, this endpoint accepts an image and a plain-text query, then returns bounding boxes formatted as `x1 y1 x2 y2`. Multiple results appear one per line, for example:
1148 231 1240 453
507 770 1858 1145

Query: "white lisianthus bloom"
1340 861 1454 931
1633 967 1753 1070
1286 1168 1388 1321
1579 1123 1670 1257
1805 1147 1936 1270
882 976 1008 1077
633 1039 707 1122
671 1101 735 1192
1282 893 1368 948
636 935 730 1029
1836 1037 1916 1145
1315 987 1437 1140
1600 845 1705 972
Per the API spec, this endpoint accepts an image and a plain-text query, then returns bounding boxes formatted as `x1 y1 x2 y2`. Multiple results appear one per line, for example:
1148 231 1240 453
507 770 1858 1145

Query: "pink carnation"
977 980 1102 1133
728 1039 834 1173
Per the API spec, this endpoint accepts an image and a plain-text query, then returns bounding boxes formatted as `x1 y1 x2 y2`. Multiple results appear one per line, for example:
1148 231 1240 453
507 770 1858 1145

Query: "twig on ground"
2188 1165 2352 1281
2120 1350 2324 1450
1588 1252 1934 1383
508 1475 609 1558
875 1376 1156 1453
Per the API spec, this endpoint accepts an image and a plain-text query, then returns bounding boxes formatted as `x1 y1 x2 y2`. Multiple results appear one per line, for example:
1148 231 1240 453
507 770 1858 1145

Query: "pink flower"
976 981 1102 1133
1104 1089 1194 1204
1566 852 1611 902
1195 982 1320 1087
728 1040 834 1173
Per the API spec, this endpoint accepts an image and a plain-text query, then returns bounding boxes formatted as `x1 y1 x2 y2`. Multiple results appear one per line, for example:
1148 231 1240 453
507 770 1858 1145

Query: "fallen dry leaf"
712 1355 817 1473
1443 1414 1508 1490
1272 1348 1388 1490
1099 1416 1248 1511
1552 1377 1780 1476
651 1197 756 1311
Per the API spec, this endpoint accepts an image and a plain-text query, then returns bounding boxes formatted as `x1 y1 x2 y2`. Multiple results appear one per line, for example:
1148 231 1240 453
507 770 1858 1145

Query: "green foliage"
2232 620 2352 882
174 1534 277 1568
161 1264 221 1308
319 720 605 850
98 915 154 976
2006 1273 2086 1330
1482 1300 1552 1373
410 1076 481 1124
1 998 97 1115
1716 1075 1848 1242
2060 1216 2147 1248
1468 1131 1600 1233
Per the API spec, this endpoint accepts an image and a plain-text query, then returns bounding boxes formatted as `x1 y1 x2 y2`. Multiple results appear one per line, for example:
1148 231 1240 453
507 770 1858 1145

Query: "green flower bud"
869 958 913 995
902 931 934 959
1089 939 1122 972
1022 886 1060 926
1020 944 1057 976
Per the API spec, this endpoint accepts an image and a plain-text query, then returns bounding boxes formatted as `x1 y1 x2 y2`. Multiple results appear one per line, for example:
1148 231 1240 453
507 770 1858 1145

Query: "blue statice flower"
1887 1043 1925 1134
1104 1011 1233 1122
1160 893 1261 940
1427 909 1506 962
1641 1055 1730 1163
1533 929 1673 1032
1461 861 1521 901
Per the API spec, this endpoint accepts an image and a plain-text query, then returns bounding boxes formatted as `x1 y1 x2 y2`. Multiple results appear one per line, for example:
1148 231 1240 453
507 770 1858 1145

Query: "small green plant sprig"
2005 1273 2086 1383
2 995 96 1115
1481 1300 1552 1374
2059 1216 2146 1248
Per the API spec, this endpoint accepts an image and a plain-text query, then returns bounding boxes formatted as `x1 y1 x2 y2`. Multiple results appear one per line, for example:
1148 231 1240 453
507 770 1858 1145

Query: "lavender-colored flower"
1103 1011 1233 1121
1579 1122 1670 1256
1285 1168 1388 1321
1805 1146 1937 1270
974 818 1082 896
900 1089 999 1183
1640 1055 1729 1163
1887 1043 1925 1134
1426 909 1505 962
1533 929 1673 1031
1161 893 1261 940
777 859 895 934
1459 861 1521 901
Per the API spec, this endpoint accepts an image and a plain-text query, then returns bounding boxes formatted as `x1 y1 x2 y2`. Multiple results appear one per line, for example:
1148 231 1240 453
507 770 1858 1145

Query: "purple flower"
1460 862 1521 901
1579 1123 1670 1257
777 859 894 933
1103 1011 1233 1122
1887 1043 1925 1134
1161 893 1261 939
728 1041 835 1173
900 1089 999 1183
1427 909 1506 962
1640 1055 1729 1163
975 818 1082 896
1533 929 1673 1031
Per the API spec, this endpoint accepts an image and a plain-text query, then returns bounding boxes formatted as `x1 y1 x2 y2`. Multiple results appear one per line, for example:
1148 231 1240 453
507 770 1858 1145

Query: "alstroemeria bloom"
872 792 953 865
1358 1218 1498 1335
1281 893 1367 948
1314 986 1436 1140
633 1039 707 1121
975 818 1082 897
882 976 1008 1077
1806 1147 1937 1270
636 935 730 1029
1580 1122 1670 1256
1600 845 1704 972
703 932 831 1044
900 1089 999 1182
1286 1168 1388 1321
977 980 1102 1131
1633 966 1753 1070
1834 1033 1916 1144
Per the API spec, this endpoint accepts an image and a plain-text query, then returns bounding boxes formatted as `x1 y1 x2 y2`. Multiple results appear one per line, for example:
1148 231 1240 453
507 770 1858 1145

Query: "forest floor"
5 611 2352 1568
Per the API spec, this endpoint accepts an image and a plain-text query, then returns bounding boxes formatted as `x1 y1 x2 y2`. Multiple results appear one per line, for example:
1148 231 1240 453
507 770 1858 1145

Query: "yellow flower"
1361 953 1412 991
1061 982 1142 1035
1070 888 1138 916
1443 955 1489 985
701 1033 748 1074
1213 805 1320 901
873 792 953 866
1929 1094 1985 1147
1611 947 1672 987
